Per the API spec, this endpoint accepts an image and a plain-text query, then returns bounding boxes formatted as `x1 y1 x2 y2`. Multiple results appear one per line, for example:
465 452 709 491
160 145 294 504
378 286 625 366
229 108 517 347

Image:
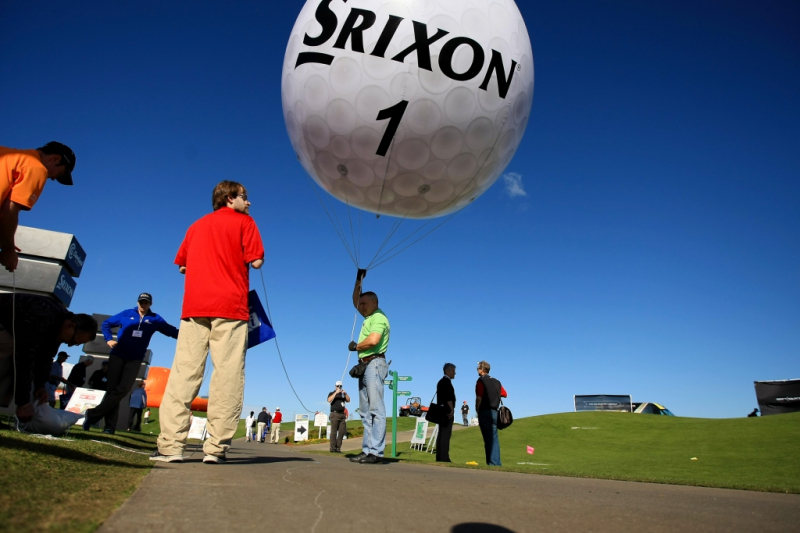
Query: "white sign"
294 414 309 442
65 387 106 425
188 417 208 440
411 417 429 445
314 413 328 427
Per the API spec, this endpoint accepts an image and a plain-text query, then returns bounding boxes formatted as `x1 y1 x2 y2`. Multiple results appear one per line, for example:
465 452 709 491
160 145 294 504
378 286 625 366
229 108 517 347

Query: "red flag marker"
527 446 534 454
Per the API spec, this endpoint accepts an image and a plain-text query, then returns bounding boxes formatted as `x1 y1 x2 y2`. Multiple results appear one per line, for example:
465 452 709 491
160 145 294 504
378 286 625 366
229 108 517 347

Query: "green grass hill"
394 411 800 493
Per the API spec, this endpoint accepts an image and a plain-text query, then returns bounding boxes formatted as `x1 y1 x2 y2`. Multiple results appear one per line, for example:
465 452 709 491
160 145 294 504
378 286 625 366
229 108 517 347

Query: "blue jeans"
359 357 388 456
478 409 502 466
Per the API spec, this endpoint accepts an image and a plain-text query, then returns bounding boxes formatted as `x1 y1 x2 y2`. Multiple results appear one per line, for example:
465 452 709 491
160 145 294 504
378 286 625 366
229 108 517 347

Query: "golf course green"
393 411 800 493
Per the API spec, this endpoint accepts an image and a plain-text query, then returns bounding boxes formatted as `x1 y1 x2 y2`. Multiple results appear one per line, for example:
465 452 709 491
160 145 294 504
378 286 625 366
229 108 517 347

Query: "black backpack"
497 400 513 430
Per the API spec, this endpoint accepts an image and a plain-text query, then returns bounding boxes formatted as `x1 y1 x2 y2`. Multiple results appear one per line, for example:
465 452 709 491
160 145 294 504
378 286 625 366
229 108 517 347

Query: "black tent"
753 379 800 415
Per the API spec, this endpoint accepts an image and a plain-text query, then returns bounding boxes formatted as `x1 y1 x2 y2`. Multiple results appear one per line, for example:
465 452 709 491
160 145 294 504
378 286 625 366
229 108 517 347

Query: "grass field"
0 407 230 533
0 426 157 533
362 411 800 493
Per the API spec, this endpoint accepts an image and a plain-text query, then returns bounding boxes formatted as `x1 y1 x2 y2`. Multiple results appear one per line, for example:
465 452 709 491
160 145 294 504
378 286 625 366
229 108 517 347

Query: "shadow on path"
0 436 150 469
452 525 516 533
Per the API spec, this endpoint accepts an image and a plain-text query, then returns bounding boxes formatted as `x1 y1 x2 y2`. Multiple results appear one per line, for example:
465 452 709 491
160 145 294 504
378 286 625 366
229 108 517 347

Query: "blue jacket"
130 387 147 408
102 308 179 361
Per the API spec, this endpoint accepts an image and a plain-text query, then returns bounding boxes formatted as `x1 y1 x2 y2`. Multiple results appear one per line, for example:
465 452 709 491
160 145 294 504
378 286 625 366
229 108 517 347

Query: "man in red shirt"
269 407 283 443
152 181 264 464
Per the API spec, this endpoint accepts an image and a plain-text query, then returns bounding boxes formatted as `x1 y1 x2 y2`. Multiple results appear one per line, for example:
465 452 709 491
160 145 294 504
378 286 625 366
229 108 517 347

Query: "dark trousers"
128 407 143 431
436 418 453 462
85 355 141 429
329 411 346 451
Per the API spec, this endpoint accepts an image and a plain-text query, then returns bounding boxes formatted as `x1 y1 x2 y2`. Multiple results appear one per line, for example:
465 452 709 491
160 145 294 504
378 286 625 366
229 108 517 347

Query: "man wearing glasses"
0 293 97 422
153 180 264 464
0 142 76 272
83 293 178 434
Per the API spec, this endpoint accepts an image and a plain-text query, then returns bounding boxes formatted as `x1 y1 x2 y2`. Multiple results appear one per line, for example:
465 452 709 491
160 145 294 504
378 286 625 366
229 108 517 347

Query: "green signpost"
386 370 412 458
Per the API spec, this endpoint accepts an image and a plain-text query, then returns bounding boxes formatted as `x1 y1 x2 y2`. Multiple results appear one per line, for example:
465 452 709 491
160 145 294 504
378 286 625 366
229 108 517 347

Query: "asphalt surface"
98 439 799 533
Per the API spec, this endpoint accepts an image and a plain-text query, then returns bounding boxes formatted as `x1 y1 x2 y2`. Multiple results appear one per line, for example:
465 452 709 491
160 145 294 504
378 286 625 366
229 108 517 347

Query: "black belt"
360 353 385 363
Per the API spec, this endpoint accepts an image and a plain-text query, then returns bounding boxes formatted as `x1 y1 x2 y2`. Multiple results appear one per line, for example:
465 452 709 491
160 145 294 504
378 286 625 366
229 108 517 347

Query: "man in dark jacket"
328 380 350 453
435 363 456 462
83 293 178 434
88 361 108 390
475 360 507 466
60 356 95 409
256 408 269 443
0 293 97 422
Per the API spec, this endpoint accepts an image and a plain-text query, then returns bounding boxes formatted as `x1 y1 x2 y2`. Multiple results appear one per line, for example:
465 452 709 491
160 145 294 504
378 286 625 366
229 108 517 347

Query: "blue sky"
2 0 798 420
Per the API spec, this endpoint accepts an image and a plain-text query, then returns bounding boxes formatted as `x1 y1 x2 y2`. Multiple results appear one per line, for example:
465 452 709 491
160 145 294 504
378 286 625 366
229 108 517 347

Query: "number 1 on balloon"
375 100 409 157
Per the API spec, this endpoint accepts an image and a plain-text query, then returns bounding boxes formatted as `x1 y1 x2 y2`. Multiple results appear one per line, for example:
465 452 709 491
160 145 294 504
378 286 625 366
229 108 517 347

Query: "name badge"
132 330 143 338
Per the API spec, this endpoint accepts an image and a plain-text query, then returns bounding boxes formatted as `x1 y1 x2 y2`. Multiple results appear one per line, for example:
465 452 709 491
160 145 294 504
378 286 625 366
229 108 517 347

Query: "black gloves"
356 268 367 281
348 341 358 352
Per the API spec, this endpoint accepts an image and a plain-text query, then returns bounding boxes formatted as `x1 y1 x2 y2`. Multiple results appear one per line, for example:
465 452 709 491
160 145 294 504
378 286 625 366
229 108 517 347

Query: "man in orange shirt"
0 142 76 272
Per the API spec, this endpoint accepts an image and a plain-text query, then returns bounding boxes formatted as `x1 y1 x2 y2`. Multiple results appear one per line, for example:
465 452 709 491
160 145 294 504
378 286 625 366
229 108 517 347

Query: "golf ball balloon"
282 0 534 218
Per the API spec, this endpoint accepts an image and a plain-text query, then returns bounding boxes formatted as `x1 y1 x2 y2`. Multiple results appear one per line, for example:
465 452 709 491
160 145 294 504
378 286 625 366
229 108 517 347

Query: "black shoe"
359 454 382 464
349 452 367 462
102 427 115 435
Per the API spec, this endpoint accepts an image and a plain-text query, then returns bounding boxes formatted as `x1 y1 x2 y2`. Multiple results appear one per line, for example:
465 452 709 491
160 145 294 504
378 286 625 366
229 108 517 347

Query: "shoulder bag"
425 392 447 426
497 399 513 430
349 359 368 378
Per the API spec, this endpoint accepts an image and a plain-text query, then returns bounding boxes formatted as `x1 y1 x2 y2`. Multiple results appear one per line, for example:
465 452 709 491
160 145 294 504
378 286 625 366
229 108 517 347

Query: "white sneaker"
149 451 184 463
203 454 226 464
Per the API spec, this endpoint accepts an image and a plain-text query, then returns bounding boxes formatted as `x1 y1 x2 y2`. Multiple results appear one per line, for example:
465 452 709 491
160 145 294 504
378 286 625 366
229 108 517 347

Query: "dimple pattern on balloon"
282 0 534 219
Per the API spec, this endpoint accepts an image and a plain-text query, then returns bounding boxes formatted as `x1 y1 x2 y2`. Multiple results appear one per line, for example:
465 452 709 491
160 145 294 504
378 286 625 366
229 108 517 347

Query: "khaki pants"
270 422 281 443
157 318 247 457
256 422 266 442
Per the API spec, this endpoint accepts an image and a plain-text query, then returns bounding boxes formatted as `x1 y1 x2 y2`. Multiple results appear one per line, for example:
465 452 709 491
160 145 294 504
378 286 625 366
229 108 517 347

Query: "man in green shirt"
348 269 390 464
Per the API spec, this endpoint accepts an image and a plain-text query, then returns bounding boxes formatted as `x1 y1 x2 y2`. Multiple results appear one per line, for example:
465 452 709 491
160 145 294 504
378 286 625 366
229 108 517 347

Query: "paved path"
99 440 799 533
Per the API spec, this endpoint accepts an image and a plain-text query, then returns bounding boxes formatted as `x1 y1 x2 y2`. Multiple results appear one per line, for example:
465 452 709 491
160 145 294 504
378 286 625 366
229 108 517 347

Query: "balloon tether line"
258 268 314 413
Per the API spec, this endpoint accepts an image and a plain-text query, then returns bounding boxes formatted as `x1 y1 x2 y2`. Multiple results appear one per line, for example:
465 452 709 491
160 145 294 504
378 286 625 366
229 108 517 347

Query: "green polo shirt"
358 308 390 358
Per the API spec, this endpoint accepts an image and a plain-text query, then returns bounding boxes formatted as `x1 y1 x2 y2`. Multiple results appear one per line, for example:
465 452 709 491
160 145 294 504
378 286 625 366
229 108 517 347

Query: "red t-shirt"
475 380 508 398
175 208 264 321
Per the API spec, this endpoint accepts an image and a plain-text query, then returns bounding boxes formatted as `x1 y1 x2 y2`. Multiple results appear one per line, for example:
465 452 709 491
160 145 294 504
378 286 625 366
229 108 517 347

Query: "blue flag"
247 290 276 349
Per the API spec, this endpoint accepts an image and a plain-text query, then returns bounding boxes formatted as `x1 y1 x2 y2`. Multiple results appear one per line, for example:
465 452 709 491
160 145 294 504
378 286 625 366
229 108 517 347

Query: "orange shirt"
0 146 48 210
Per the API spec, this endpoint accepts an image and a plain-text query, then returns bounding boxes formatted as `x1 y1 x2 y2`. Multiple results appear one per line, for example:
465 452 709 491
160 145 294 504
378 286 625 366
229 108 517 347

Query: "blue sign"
53 268 77 307
65 236 86 277
247 290 276 349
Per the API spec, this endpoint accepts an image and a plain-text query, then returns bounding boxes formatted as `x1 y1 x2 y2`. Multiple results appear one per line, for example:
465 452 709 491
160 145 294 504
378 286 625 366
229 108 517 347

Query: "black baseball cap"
38 141 76 186
138 293 153 303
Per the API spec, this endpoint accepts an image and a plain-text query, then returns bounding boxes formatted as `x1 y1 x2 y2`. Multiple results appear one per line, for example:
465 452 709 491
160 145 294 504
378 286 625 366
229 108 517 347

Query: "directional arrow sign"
297 425 306 434
384 379 393 385
397 391 412 396
398 376 412 381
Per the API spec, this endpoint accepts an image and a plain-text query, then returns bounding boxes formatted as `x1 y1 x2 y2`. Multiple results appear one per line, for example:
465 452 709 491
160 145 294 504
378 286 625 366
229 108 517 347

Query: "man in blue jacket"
83 293 178 434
